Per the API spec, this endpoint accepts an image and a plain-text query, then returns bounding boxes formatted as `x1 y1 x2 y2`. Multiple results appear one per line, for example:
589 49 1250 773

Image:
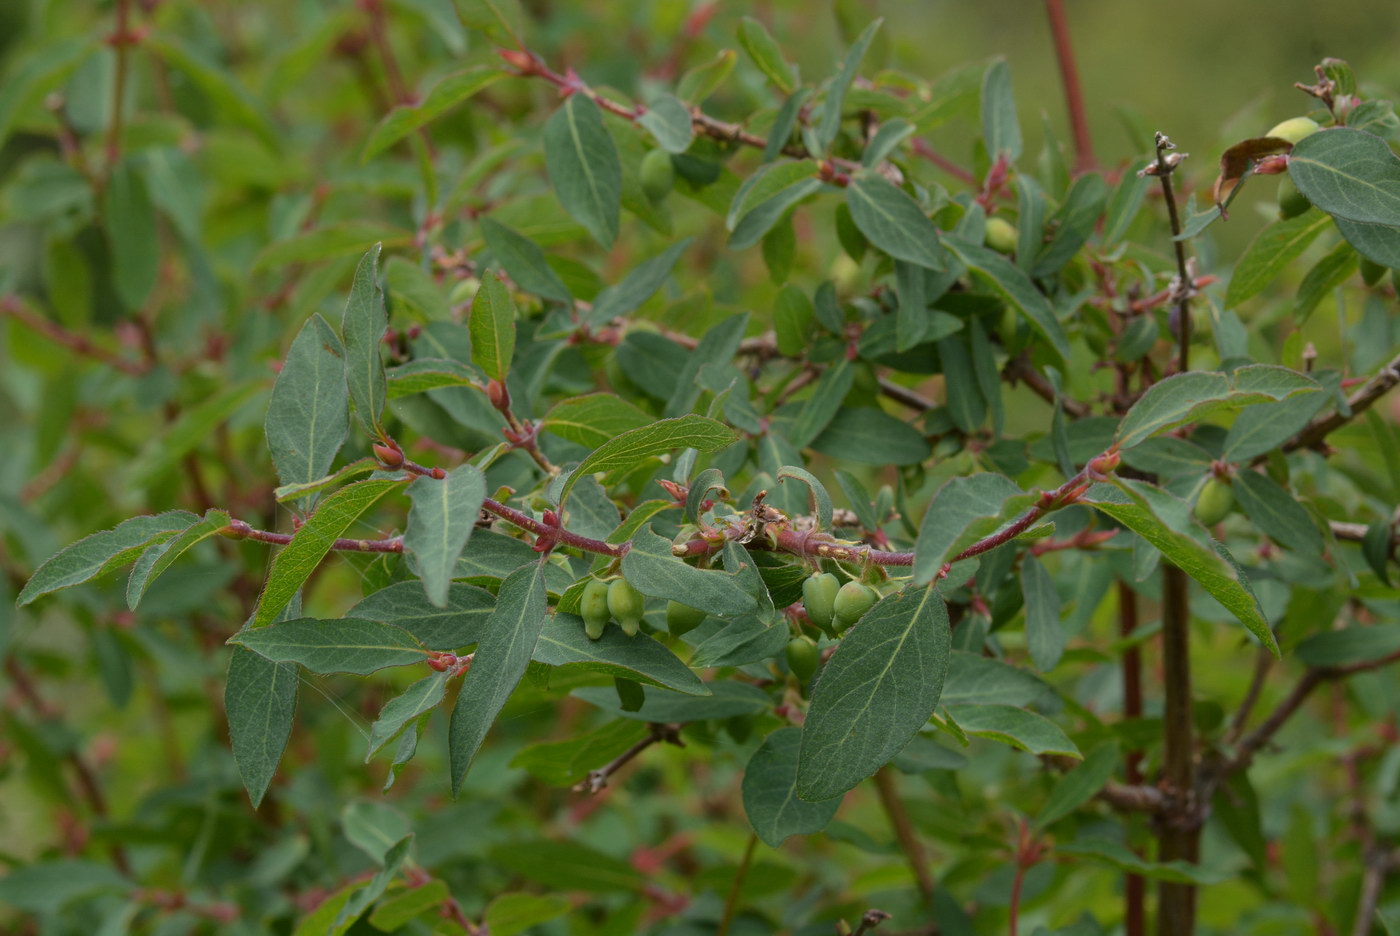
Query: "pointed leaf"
362 66 504 160
350 581 495 649
1224 210 1331 308
253 479 406 627
946 703 1079 757
544 94 622 247
621 527 757 617
1021 554 1064 671
532 614 709 695
342 244 388 436
737 17 797 94
1115 365 1321 449
943 237 1072 364
743 726 841 846
815 19 882 154
18 511 199 605
468 270 515 383
845 170 947 270
541 393 651 449
586 238 693 326
1288 127 1400 226
266 314 349 494
914 474 1030 584
230 618 431 674
561 414 737 504
796 586 950 801
981 59 1021 161
405 464 488 607
1232 470 1323 557
226 645 298 808
367 671 449 760
637 94 694 153
127 509 232 609
480 218 572 303
449 563 548 793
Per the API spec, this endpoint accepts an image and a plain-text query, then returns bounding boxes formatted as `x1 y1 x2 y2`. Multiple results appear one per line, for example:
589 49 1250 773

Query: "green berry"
1266 116 1320 145
640 148 674 202
1278 177 1311 220
580 578 612 640
786 637 820 683
1361 257 1387 286
1194 477 1235 527
666 600 707 638
607 578 646 637
833 581 878 625
984 216 1018 254
803 572 841 636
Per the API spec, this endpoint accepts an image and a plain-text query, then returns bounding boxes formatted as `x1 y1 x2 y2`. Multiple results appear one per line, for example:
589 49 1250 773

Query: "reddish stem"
1043 0 1096 172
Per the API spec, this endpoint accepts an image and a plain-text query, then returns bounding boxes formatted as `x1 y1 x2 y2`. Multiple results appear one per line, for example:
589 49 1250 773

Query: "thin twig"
716 832 759 936
2 295 147 375
575 723 683 794
1282 350 1400 455
873 767 935 904
104 0 133 177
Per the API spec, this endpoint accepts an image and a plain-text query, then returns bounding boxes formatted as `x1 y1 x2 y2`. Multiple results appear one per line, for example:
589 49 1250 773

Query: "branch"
575 722 683 794
2 295 148 375
1143 132 1194 372
1283 350 1400 454
1225 647 1400 776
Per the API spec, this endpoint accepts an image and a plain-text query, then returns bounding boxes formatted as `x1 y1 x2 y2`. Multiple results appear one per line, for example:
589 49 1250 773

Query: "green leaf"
541 393 652 449
253 479 406 627
942 651 1051 705
980 59 1022 161
1296 625 1400 667
1036 742 1119 827
796 586 950 801
350 581 495 650
362 66 504 160
449 563 548 794
729 177 822 250
266 314 350 496
274 459 378 504
126 508 231 609
1057 837 1227 885
0 860 127 915
129 382 265 486
18 511 199 605
147 33 278 149
368 879 450 930
1030 171 1107 277
488 840 644 893
945 703 1079 757
226 645 298 808
1334 215 1400 269
532 614 709 694
479 218 572 304
810 407 931 466
385 358 482 397
483 893 573 936
1021 554 1064 671
845 170 947 271
943 237 1072 364
939 334 985 432
0 37 95 149
366 670 449 760
621 527 757 617
451 0 524 44
815 19 882 154
104 161 158 311
777 466 833 531
544 94 622 248
586 238 693 326
1288 128 1400 227
253 222 412 269
744 726 841 846
1295 239 1360 322
561 414 737 504
1221 389 1331 462
1232 470 1323 557
511 719 648 787
342 245 389 437
914 474 1029 584
788 358 854 447
638 94 694 153
677 49 736 104
404 464 488 607
1224 210 1331 307
230 618 430 674
467 270 515 383
1115 365 1321 449
737 17 797 93
572 680 769 722
764 88 811 161
1082 480 1276 655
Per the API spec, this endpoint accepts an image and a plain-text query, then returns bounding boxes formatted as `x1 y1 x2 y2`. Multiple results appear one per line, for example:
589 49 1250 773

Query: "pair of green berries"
802 572 878 637
580 577 646 640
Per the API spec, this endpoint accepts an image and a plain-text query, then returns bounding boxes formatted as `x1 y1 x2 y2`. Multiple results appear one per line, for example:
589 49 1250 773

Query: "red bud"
372 441 404 469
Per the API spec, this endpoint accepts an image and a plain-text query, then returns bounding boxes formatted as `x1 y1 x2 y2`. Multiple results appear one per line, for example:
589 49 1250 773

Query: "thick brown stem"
1157 565 1197 936
873 767 935 905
